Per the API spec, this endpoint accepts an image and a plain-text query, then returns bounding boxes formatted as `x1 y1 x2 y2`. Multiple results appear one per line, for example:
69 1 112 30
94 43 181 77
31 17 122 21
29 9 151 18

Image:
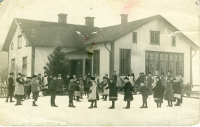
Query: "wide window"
120 49 131 75
17 35 22 49
93 50 100 75
150 31 160 45
145 51 184 76
132 32 137 43
22 57 27 75
11 59 15 72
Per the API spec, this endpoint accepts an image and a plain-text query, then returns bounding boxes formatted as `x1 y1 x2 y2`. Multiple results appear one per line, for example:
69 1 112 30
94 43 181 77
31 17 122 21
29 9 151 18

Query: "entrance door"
69 60 83 79
85 59 92 76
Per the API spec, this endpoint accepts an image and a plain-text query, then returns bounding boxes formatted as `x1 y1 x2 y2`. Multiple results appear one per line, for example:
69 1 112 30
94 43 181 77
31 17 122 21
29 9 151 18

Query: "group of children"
5 70 184 109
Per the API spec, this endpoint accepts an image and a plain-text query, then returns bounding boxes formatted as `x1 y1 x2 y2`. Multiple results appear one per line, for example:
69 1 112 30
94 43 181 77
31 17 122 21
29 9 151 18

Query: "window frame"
22 57 27 75
11 42 14 50
93 50 100 76
150 31 160 45
145 51 184 76
172 36 176 47
17 35 22 49
119 49 131 76
132 32 137 44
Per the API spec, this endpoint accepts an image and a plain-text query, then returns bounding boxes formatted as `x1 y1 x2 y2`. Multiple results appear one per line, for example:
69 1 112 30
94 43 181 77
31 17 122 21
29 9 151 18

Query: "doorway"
85 58 92 76
69 60 83 79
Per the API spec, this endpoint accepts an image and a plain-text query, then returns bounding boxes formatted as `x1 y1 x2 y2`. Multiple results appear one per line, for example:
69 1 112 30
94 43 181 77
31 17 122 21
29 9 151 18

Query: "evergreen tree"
44 46 68 78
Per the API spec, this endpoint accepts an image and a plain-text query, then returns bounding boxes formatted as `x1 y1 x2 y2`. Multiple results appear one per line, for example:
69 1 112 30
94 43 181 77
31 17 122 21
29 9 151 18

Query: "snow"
0 93 199 126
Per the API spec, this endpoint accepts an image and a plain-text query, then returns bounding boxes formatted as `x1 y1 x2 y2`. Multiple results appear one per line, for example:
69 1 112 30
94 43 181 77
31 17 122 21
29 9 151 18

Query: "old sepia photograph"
0 0 199 126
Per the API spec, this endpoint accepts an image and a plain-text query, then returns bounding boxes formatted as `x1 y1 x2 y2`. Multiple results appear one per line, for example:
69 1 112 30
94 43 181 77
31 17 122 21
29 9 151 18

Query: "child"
85 76 92 98
88 77 99 109
102 77 109 101
116 74 124 91
15 73 24 106
74 80 81 102
164 77 174 107
139 83 150 108
64 75 70 95
79 76 85 99
152 77 165 108
105 78 118 109
68 77 79 108
120 77 133 109
31 75 40 106
146 72 153 95
24 77 31 100
173 77 182 106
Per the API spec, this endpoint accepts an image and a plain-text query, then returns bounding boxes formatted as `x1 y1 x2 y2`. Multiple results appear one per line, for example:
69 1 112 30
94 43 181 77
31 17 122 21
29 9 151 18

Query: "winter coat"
140 85 150 98
106 81 118 101
7 77 14 90
88 81 99 101
146 76 153 89
74 82 79 91
31 79 40 93
112 74 117 83
14 78 24 95
121 81 133 101
57 78 64 91
173 81 182 94
152 81 165 99
85 80 92 90
160 76 166 86
50 79 62 90
64 78 70 88
164 81 174 100
68 81 79 91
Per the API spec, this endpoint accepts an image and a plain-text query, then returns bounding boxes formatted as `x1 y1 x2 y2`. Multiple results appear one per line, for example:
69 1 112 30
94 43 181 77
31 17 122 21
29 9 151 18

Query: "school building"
1 14 199 83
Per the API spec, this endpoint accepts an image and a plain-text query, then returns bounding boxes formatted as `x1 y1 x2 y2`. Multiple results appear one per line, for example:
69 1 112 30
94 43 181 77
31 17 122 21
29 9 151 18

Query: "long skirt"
124 91 133 101
88 92 99 102
154 98 163 103
74 91 80 96
79 87 85 94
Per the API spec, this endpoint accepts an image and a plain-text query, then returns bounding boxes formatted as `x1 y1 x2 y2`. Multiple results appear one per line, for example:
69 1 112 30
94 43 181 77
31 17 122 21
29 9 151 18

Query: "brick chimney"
58 13 68 24
120 14 128 24
85 17 95 27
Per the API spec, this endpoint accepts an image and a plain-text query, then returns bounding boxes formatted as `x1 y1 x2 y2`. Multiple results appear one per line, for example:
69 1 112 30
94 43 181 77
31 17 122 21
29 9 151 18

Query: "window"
132 32 137 43
11 59 15 72
145 51 184 76
17 35 22 49
150 31 160 45
93 50 100 75
22 57 27 75
172 36 176 47
120 49 131 75
11 42 14 50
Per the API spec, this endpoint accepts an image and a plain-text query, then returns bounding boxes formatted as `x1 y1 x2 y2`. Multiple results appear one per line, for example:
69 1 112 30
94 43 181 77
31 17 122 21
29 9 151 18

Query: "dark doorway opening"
69 60 83 79
85 59 92 76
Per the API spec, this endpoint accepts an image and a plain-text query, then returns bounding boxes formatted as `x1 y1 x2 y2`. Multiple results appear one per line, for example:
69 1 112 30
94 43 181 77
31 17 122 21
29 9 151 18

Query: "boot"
124 101 130 109
109 101 115 109
88 101 94 109
174 99 180 106
170 101 173 107
101 95 105 100
103 95 107 101
144 102 148 108
5 98 8 102
156 103 159 108
15 99 20 106
93 101 97 108
140 102 145 108
76 96 81 102
33 101 38 106
71 100 76 108
167 100 170 107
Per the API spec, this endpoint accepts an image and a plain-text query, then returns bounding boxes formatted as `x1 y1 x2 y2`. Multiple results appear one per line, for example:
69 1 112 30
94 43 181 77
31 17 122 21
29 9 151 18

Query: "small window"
172 36 176 47
17 35 22 49
132 32 137 43
150 31 160 45
11 42 14 50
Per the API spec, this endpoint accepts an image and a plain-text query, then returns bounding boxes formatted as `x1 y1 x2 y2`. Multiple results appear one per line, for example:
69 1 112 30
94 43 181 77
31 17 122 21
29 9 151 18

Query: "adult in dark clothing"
68 77 79 108
152 77 165 108
135 73 142 88
173 77 182 106
139 83 150 108
146 72 153 95
46 75 53 95
50 75 62 107
31 75 40 106
6 73 15 103
14 73 24 106
112 71 117 83
84 76 92 97
64 75 70 95
38 73 42 85
105 78 118 109
120 77 133 109
164 77 174 107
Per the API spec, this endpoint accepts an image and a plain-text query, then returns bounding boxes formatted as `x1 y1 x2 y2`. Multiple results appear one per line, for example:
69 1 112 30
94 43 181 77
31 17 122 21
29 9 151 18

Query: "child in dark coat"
173 77 182 106
152 77 165 108
139 83 150 108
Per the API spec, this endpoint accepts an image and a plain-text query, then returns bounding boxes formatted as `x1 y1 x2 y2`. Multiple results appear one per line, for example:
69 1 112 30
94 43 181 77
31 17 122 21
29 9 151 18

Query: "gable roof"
83 15 199 50
1 18 99 52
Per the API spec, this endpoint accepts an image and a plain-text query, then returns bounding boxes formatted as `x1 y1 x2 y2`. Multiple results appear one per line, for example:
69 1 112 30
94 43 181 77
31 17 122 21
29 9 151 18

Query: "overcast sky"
0 0 199 45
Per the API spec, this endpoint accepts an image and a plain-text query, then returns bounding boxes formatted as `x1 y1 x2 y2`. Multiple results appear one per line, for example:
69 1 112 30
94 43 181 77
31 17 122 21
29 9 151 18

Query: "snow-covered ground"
0 93 199 126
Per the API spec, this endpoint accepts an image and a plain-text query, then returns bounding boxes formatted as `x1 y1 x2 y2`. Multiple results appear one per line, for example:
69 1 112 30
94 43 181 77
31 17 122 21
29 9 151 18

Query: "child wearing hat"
139 83 151 108
68 77 79 108
120 77 133 109
105 78 118 109
6 72 15 103
88 77 99 109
